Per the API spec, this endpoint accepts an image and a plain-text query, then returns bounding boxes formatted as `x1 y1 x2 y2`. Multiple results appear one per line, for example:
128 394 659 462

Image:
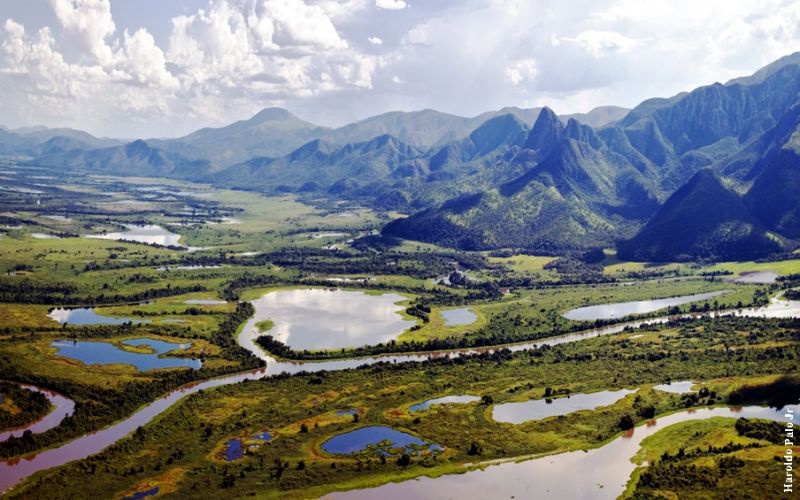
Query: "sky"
1 0 799 139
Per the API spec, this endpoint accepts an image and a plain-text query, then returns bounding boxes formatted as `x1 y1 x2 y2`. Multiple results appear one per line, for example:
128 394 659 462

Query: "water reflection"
50 338 201 372
492 389 636 424
48 308 146 326
85 224 183 247
440 308 477 326
248 289 415 350
321 426 440 455
564 291 728 321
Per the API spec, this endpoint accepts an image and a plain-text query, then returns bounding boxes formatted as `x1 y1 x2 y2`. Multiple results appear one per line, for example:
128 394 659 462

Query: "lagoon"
321 426 440 455
492 389 636 424
563 291 728 321
48 307 146 326
50 338 201 372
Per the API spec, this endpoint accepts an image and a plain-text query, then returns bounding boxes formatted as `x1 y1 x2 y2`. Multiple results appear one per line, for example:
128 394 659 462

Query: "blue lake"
410 395 480 412
336 409 358 416
50 338 201 372
321 426 440 455
440 308 478 326
225 439 243 461
48 307 147 326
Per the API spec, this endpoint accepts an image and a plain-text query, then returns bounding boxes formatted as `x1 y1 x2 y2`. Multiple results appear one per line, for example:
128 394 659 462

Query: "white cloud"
2 0 800 136
376 0 408 10
49 0 116 65
506 58 537 85
569 30 638 58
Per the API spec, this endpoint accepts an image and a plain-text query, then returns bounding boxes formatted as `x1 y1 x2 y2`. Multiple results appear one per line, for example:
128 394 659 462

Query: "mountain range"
7 53 800 261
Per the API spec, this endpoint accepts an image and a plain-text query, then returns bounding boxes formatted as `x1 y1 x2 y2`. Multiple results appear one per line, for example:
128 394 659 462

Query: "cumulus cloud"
1 0 800 137
376 0 408 10
506 58 537 85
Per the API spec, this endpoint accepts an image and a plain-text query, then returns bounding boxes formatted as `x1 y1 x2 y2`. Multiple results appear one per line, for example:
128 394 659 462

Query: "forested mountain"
10 53 800 260
384 54 800 257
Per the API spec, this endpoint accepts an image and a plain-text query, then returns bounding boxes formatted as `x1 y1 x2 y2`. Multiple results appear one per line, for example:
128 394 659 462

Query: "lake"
493 389 637 424
409 395 480 412
563 291 729 321
47 307 146 325
245 288 416 350
328 404 799 499
85 224 183 247
321 426 440 455
0 383 76 442
440 308 477 326
50 338 201 372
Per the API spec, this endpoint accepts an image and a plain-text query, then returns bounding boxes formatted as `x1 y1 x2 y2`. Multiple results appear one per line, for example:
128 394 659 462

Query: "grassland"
1 169 799 498
7 316 798 499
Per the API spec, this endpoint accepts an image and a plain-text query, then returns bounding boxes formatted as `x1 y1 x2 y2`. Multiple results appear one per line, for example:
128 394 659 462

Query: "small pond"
225 439 243 461
48 307 147 326
653 381 697 394
248 288 416 351
440 308 477 326
321 426 440 455
50 338 201 372
493 389 636 424
410 395 480 412
563 291 728 321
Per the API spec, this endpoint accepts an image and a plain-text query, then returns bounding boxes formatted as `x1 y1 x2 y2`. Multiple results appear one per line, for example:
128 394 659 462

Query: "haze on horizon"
1 0 799 139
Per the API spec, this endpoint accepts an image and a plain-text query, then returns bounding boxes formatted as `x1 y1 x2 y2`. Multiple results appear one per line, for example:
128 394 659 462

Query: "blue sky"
1 0 799 138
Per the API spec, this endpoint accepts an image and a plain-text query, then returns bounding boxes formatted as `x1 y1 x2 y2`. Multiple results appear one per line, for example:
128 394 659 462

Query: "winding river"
1 292 799 493
0 383 75 443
